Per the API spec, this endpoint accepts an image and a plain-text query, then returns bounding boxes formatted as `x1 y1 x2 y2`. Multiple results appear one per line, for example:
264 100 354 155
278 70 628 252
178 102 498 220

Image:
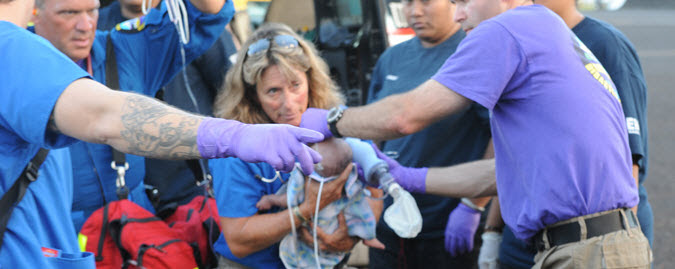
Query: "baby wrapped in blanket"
255 138 377 268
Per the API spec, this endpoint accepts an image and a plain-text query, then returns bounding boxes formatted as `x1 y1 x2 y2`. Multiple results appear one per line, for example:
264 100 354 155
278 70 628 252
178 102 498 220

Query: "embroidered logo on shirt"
115 16 147 33
386 75 398 81
626 117 640 135
572 35 620 102
41 247 59 258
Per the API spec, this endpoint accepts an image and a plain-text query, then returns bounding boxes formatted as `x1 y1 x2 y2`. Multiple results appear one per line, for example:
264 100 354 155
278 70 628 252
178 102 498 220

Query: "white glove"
478 231 502 269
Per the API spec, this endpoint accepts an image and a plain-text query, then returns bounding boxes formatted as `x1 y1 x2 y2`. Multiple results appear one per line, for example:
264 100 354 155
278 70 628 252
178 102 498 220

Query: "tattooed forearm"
119 95 202 159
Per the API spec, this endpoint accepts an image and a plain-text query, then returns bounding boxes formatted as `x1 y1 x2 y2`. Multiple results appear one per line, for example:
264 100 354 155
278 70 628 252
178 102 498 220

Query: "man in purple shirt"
299 0 652 267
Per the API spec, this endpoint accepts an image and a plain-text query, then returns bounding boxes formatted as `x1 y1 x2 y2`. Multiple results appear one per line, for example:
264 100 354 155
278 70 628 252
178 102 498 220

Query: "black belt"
534 208 638 251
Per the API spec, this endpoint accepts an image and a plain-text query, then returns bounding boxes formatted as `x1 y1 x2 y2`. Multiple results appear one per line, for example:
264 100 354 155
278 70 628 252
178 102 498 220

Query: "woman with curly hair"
209 23 379 268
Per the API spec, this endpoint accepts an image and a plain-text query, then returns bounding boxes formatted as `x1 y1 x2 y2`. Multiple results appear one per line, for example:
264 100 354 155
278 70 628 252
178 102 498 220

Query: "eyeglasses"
246 34 300 57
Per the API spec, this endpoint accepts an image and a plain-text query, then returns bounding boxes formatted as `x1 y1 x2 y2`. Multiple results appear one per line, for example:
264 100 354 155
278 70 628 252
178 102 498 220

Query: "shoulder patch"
114 16 147 33
626 117 641 135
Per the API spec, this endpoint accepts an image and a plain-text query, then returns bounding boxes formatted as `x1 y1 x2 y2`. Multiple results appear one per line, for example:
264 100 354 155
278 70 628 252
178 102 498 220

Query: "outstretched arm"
51 78 201 159
50 78 323 173
466 138 495 209
371 143 497 198
443 139 494 256
425 159 497 198
338 80 471 140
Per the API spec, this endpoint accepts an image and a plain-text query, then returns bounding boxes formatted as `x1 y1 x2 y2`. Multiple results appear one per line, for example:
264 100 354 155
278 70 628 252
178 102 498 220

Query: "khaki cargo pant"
533 210 653 269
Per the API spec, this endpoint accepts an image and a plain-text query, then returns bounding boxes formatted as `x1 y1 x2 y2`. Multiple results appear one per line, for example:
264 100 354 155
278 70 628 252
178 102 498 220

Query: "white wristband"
461 198 485 212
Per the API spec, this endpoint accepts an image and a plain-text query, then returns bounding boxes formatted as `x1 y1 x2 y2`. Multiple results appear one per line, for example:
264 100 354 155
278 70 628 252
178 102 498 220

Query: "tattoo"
48 113 60 134
119 95 201 159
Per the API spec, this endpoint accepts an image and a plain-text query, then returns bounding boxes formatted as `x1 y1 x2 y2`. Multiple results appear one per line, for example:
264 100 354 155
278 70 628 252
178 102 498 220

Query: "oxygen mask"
345 138 422 238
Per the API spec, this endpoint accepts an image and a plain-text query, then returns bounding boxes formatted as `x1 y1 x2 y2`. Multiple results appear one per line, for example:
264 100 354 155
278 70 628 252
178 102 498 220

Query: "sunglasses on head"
246 34 300 56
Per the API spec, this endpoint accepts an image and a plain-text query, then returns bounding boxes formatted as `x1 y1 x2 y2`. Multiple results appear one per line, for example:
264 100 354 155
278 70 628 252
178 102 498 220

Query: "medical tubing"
256 170 281 183
179 45 201 114
313 180 323 269
176 26 209 187
170 2 208 255
178 35 217 250
287 192 300 266
142 0 152 15
167 0 190 44
201 182 218 259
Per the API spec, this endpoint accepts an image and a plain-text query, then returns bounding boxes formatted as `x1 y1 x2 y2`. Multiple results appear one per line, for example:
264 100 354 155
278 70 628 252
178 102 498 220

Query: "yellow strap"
77 233 88 253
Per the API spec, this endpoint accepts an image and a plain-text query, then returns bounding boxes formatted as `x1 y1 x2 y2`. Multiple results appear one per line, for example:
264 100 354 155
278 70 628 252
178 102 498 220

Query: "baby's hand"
256 194 286 211
362 238 385 250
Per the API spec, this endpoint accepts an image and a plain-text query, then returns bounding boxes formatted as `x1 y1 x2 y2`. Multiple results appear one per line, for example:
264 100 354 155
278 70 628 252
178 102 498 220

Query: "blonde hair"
214 23 344 124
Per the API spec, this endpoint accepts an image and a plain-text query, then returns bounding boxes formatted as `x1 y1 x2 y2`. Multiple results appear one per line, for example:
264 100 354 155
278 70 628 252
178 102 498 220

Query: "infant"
256 138 377 269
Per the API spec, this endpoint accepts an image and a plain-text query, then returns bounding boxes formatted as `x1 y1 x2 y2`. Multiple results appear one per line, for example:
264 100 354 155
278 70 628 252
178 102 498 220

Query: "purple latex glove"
371 143 427 193
299 108 332 138
354 163 374 187
444 203 481 256
197 118 323 174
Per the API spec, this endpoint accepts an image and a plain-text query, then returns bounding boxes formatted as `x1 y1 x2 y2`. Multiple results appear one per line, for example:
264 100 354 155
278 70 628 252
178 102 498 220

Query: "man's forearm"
469 139 495 206
117 95 202 160
485 197 504 230
52 79 203 160
425 159 497 198
336 80 471 140
336 94 412 140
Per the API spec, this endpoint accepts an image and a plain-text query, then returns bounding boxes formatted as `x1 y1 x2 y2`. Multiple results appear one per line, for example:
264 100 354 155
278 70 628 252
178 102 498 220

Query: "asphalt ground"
583 8 675 269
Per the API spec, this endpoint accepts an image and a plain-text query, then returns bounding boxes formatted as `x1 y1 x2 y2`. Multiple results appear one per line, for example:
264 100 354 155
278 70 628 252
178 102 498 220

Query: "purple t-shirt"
432 5 637 241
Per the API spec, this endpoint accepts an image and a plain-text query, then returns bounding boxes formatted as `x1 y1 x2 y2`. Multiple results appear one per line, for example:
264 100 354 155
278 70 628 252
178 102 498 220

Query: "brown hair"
213 23 343 124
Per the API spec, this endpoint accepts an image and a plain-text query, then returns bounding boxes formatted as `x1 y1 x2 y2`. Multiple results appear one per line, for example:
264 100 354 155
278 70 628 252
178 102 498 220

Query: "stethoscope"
255 171 283 183
255 163 329 184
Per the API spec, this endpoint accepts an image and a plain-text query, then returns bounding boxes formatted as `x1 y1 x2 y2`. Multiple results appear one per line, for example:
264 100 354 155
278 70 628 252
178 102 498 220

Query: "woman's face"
256 65 309 126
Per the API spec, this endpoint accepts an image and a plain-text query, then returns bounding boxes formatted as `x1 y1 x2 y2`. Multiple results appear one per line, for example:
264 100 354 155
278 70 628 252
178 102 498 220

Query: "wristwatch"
326 107 345 138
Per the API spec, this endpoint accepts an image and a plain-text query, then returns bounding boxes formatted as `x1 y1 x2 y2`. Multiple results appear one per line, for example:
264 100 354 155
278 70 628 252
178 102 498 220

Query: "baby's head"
312 138 352 179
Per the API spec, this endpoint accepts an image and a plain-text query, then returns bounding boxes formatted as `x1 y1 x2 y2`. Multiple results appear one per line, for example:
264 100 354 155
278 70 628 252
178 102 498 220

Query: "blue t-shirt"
209 158 289 268
68 0 234 231
367 32 491 238
432 5 637 241
0 21 94 268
